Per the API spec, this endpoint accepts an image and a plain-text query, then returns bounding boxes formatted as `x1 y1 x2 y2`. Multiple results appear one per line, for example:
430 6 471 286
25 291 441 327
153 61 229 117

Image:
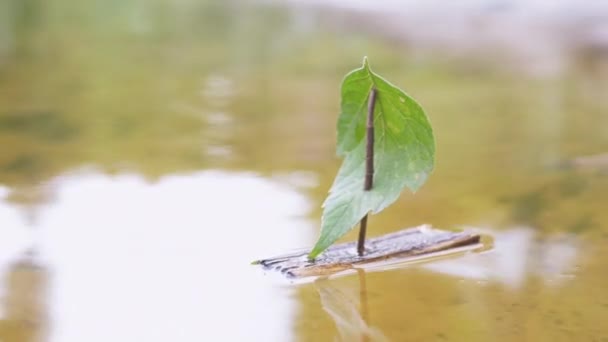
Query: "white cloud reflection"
0 171 314 342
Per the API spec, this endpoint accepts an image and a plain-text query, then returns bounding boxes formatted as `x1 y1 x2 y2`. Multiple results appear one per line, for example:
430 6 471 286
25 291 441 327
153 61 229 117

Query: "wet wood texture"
254 225 481 278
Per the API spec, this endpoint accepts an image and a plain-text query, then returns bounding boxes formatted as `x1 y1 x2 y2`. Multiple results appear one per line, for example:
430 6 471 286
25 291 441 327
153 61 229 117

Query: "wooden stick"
357 215 369 256
357 88 377 256
254 226 482 279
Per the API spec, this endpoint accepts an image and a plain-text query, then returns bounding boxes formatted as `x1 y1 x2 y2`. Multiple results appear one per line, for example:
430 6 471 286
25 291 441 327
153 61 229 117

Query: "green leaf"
309 57 435 259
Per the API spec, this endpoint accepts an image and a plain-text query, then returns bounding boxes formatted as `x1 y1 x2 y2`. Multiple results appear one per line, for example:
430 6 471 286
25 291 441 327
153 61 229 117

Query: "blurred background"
0 0 607 341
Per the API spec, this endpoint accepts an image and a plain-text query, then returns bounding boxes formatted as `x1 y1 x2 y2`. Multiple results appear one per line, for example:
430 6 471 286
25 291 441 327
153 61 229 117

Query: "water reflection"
282 0 608 76
0 0 607 340
0 253 47 342
425 227 579 288
0 171 314 342
201 74 236 159
316 270 387 342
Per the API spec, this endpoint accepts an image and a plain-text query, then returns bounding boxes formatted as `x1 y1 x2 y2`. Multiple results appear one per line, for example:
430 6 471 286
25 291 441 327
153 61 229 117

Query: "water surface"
0 1 607 341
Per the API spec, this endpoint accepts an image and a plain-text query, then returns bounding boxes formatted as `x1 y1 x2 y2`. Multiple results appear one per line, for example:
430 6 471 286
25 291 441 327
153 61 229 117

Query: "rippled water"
0 1 607 341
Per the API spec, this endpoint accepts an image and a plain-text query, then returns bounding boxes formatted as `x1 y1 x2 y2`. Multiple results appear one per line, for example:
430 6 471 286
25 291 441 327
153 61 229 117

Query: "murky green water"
1 1 607 341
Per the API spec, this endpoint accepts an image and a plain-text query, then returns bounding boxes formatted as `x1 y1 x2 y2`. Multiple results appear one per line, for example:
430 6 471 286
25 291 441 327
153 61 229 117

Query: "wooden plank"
253 225 481 278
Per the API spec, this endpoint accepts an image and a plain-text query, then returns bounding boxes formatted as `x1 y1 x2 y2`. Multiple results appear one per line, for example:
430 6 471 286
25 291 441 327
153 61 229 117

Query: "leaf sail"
309 58 435 259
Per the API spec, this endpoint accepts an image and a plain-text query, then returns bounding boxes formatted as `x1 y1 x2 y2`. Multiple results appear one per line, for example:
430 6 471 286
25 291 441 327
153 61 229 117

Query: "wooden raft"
254 225 481 278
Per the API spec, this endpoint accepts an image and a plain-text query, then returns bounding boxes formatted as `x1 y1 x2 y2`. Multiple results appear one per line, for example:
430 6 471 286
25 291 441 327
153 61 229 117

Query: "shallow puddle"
0 1 607 341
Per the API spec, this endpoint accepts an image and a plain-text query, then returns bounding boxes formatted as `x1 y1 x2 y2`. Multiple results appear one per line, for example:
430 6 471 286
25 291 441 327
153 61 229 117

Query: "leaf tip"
362 56 369 68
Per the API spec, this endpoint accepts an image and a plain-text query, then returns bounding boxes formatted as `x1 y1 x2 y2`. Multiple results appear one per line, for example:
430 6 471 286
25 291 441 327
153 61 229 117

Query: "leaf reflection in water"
315 270 387 342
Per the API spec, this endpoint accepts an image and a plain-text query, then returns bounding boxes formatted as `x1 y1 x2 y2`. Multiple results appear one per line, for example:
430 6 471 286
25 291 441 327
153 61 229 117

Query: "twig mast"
357 87 377 256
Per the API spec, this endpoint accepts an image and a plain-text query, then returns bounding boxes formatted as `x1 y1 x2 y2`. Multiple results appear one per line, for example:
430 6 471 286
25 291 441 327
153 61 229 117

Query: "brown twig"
357 87 377 256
